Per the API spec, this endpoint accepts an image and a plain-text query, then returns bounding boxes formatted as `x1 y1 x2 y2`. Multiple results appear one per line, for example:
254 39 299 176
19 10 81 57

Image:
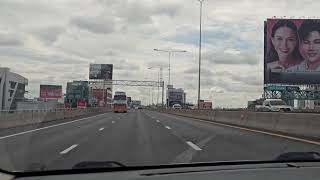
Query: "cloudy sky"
0 0 317 107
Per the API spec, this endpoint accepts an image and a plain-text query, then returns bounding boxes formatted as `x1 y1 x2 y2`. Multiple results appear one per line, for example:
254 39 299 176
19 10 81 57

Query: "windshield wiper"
72 161 126 169
275 152 320 161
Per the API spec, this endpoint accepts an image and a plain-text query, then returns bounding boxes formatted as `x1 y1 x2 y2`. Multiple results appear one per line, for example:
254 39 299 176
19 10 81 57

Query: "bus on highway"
112 91 128 113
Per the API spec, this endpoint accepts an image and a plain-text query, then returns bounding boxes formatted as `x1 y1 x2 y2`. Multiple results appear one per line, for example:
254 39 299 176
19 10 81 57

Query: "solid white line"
112 121 115 123
60 144 78 154
156 120 160 123
99 128 104 131
165 126 171 130
186 141 202 151
193 118 320 146
0 113 109 140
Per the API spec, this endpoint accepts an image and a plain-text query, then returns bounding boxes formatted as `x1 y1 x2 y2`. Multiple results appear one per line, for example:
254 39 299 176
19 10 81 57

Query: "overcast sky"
0 0 317 107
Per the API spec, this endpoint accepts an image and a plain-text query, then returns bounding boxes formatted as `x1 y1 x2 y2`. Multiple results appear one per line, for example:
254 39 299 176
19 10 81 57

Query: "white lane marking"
99 128 104 131
193 118 320 146
160 111 320 146
112 121 115 123
156 120 160 123
165 126 171 130
0 113 109 140
186 141 202 151
60 144 78 154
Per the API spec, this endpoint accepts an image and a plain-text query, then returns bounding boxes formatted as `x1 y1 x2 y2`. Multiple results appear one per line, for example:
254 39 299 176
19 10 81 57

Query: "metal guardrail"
0 107 108 113
150 107 320 114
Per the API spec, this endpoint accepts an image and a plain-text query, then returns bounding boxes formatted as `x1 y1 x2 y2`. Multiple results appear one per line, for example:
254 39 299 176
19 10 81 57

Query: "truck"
112 91 128 113
257 99 293 112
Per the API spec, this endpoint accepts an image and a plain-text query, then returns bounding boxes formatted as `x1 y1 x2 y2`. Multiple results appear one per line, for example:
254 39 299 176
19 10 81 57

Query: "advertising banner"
40 85 62 99
64 103 72 109
89 64 113 80
77 99 87 108
265 19 320 84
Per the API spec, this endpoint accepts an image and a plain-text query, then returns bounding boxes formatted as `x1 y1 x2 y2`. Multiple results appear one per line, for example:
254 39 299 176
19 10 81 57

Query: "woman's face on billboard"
300 31 320 63
271 26 297 60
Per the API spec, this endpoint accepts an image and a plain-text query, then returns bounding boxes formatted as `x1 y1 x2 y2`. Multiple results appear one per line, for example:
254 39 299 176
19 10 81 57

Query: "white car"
262 99 293 112
172 104 182 109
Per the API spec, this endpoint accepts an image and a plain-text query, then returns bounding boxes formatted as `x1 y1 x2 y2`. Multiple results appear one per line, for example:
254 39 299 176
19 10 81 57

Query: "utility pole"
197 0 204 109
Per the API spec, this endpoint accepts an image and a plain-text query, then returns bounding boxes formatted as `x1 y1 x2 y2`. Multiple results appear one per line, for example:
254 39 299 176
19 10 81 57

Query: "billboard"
168 91 184 107
89 64 113 80
265 19 320 84
77 99 87 108
40 85 62 99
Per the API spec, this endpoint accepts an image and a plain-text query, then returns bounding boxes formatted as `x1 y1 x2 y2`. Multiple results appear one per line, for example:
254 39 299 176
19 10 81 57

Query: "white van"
172 104 182 110
262 99 293 112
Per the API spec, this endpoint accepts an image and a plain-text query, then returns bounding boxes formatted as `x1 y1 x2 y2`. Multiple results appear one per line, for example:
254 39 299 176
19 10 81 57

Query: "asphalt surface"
0 110 319 172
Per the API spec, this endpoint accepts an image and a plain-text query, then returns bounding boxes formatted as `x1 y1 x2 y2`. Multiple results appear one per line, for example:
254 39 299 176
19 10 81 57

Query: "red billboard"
265 19 320 84
64 103 72 109
77 99 87 108
40 85 62 99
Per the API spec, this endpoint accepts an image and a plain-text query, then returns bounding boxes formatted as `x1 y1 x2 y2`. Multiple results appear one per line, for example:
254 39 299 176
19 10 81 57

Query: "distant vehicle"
258 99 293 112
112 91 128 113
172 104 182 109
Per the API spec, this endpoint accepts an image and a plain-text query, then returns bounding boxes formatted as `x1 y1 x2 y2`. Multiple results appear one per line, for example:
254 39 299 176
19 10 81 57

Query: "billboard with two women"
265 19 320 84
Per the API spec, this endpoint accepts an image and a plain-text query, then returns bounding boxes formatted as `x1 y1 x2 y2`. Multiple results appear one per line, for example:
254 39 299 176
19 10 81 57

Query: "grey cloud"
204 52 259 65
0 34 23 46
153 3 180 17
231 74 263 86
184 75 261 94
70 16 115 34
0 47 88 65
33 26 65 45
119 3 152 24
98 0 181 24
184 67 214 76
113 59 140 71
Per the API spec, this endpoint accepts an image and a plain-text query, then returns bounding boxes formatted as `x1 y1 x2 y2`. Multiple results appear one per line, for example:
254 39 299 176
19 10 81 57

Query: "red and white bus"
113 91 128 113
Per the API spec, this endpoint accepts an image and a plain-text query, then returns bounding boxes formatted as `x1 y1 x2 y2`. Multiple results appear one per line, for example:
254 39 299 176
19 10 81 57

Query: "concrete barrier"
0 108 110 129
154 109 320 140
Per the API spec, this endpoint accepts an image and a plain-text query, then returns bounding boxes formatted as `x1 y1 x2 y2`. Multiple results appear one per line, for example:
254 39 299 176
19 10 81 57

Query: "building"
167 86 186 107
91 88 112 108
89 81 112 108
0 67 28 110
65 81 89 108
296 85 320 110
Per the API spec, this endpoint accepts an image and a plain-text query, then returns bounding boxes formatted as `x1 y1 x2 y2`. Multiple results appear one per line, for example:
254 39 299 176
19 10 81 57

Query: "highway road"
0 110 319 172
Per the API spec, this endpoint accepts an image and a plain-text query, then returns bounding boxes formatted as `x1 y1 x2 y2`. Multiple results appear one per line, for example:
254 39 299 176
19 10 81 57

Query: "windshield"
114 95 126 101
270 101 287 106
1 0 320 174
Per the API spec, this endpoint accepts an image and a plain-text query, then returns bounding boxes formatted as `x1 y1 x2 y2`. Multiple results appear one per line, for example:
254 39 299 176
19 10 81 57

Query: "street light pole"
197 0 204 110
153 49 187 87
154 48 186 108
168 52 171 85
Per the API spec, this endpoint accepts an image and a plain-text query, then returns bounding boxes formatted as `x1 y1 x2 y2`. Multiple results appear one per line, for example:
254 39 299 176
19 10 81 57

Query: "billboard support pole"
162 81 164 107
102 80 105 107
